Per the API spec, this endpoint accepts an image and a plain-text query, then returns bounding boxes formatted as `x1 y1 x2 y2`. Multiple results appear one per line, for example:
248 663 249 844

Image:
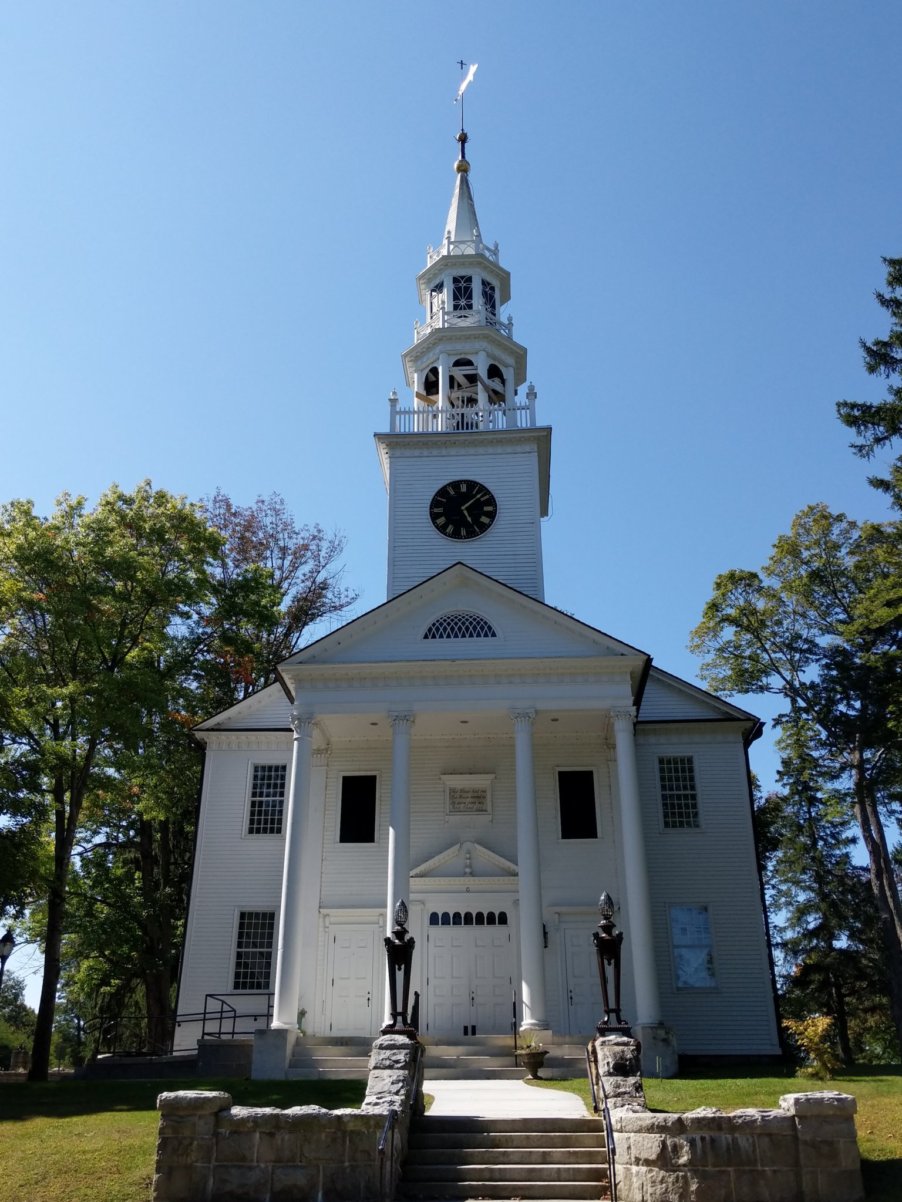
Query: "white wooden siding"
639 673 731 722
635 726 779 1054
386 445 544 599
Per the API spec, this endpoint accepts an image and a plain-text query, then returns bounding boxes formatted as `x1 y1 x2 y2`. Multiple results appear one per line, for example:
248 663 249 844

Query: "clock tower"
376 130 551 601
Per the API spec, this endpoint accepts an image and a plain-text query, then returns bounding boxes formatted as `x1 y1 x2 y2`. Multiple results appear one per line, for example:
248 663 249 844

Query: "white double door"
428 921 515 1037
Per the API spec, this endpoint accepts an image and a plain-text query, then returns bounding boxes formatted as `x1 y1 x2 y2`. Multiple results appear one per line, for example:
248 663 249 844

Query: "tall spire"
443 130 481 245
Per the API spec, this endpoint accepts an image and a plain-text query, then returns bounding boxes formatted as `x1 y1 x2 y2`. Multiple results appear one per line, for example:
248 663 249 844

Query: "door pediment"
412 840 518 883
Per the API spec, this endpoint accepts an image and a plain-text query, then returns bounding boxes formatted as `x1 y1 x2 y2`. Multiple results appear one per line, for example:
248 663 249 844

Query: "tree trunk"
852 756 902 1050
830 971 854 1065
139 815 174 1054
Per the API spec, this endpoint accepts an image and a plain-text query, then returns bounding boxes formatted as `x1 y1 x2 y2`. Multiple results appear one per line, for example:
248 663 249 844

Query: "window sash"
247 763 287 835
658 755 700 828
233 910 275 991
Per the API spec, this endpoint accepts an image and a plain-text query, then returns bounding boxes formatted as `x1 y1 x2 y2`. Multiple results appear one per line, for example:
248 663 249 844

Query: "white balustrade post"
611 707 661 1025
385 712 414 1022
526 382 537 427
272 709 315 1029
389 389 398 433
511 708 547 1030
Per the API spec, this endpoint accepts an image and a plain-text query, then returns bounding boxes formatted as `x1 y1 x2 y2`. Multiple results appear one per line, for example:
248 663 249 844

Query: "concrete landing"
426 1078 589 1118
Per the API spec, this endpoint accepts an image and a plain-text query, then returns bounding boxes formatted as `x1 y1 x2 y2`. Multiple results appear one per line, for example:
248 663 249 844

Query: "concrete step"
400 1117 609 1202
406 1147 607 1165
403 1164 607 1184
410 1133 605 1151
397 1181 605 1200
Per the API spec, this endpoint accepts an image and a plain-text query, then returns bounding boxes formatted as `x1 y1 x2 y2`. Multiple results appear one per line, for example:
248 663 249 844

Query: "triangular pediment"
412 840 518 879
279 564 647 672
194 681 292 733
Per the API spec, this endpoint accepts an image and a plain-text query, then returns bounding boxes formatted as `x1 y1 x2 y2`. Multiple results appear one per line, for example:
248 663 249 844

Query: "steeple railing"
414 304 514 343
388 392 536 434
426 233 500 266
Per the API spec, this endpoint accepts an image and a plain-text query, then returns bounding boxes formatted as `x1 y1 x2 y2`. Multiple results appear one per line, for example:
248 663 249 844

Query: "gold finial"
455 129 470 174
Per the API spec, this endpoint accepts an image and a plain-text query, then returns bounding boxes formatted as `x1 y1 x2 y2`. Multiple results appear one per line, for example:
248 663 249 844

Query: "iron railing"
586 1041 618 1202
172 992 274 1047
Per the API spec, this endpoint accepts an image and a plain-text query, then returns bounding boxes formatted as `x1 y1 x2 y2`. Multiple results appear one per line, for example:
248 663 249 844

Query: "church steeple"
377 125 550 603
398 129 528 426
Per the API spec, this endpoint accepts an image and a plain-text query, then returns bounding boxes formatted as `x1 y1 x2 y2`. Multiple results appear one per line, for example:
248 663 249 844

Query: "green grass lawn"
0 1077 366 1202
536 1063 902 1202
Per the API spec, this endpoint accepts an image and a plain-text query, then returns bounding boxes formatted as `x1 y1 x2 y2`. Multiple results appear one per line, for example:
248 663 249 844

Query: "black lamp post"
593 893 631 1036
381 899 418 1038
0 929 15 992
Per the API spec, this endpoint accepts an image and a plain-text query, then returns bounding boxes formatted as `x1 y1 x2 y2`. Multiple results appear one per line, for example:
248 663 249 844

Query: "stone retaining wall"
591 1036 864 1202
152 1035 423 1202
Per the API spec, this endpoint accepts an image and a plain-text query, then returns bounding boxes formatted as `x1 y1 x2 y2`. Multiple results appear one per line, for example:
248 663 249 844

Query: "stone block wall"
591 1036 864 1202
152 1035 423 1202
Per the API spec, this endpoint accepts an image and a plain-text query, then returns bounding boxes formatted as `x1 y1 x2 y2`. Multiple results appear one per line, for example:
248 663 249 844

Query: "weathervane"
455 59 478 131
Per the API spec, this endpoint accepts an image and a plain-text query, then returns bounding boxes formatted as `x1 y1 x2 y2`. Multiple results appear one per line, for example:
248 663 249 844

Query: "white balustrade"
389 398 534 434
426 236 500 266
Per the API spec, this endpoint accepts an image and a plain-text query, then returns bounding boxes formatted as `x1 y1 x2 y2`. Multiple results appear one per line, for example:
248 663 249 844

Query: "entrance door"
562 924 599 1036
427 908 514 1037
327 925 378 1035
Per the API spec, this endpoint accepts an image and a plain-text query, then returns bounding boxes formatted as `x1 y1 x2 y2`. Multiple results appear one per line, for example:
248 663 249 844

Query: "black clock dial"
429 479 497 541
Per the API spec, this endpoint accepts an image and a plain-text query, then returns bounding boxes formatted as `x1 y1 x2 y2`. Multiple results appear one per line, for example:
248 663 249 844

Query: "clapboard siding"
202 682 293 731
316 581 620 663
387 445 543 598
636 727 779 1054
175 748 288 1045
639 673 729 721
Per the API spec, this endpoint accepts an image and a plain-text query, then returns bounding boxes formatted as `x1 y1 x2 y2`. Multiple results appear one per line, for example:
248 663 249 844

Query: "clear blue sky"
2 4 900 996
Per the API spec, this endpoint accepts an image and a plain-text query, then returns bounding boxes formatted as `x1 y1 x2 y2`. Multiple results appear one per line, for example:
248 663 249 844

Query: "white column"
295 747 328 1029
438 351 450 424
385 712 414 1024
611 707 661 1025
477 348 490 423
272 708 315 1029
511 708 547 1030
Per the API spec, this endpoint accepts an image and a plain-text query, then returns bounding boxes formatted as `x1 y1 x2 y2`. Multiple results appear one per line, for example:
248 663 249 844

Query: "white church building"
174 129 780 1072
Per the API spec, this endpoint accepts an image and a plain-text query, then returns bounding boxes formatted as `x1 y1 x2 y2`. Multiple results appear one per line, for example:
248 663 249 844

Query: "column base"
251 1027 298 1079
632 1022 678 1078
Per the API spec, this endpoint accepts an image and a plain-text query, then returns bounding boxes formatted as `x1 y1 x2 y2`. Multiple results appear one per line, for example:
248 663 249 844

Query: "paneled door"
562 924 600 1036
327 925 378 1035
427 909 514 1037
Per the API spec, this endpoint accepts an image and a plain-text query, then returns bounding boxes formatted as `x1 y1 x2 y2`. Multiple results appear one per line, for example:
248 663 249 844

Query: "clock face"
429 479 497 541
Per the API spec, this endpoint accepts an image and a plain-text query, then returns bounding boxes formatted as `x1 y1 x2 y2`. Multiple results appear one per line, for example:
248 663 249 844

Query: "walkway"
425 1078 589 1118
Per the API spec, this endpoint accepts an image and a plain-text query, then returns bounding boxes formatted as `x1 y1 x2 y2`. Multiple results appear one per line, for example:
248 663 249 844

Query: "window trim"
555 767 601 842
336 772 381 845
231 908 276 993
657 754 702 831
668 903 718 991
242 760 288 838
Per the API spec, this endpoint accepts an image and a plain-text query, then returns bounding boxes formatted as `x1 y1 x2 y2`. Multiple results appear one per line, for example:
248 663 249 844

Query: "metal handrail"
376 1041 423 1202
587 1041 619 1202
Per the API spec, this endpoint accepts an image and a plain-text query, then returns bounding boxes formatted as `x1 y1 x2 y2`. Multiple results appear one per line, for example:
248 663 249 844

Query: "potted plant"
516 1036 547 1079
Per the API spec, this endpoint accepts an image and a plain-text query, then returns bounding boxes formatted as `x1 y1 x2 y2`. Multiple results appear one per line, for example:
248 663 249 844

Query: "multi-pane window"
339 774 378 843
233 910 275 991
670 905 716 988
557 770 598 839
659 756 700 828
481 278 497 319
452 275 473 311
424 612 497 640
247 763 287 835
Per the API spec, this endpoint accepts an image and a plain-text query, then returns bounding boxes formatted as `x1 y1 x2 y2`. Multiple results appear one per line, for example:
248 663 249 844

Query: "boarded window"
247 763 287 835
558 770 598 839
233 911 275 991
339 774 378 843
670 905 716 988
659 756 700 828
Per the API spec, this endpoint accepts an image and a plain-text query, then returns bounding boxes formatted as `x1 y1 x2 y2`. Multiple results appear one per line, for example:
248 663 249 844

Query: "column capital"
510 708 536 729
290 708 316 737
610 707 637 728
388 711 415 730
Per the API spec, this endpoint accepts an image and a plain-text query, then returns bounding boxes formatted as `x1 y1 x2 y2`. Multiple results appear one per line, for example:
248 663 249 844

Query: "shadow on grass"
0 1077 367 1122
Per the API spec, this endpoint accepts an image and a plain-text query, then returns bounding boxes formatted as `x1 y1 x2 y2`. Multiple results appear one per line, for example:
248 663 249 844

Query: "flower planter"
517 1049 547 1079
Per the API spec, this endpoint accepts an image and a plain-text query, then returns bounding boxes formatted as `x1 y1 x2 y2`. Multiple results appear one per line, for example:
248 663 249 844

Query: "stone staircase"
287 1034 591 1080
398 1115 610 1201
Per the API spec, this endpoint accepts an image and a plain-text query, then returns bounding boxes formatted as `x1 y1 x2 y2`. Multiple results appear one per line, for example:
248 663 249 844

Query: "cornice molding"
199 732 293 750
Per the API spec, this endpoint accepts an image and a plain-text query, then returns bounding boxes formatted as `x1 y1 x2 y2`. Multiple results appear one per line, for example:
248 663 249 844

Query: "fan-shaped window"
424 612 497 640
